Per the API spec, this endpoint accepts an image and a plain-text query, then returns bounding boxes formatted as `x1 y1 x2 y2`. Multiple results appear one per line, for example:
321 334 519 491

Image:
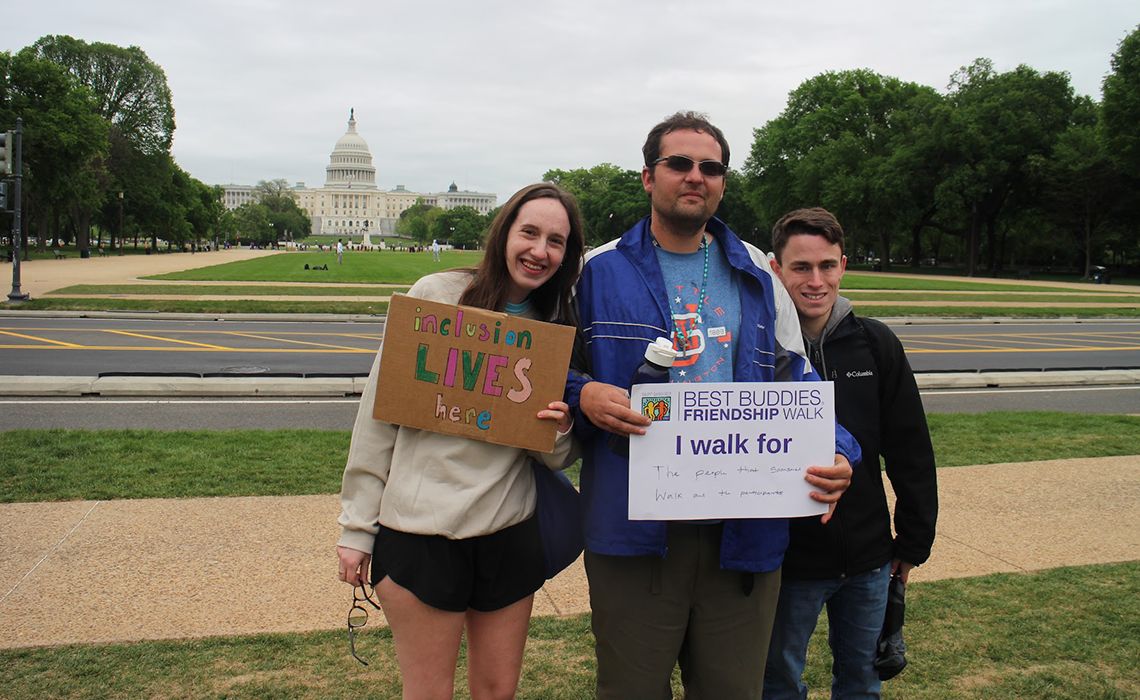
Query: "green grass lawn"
849 305 1140 318
1 413 1136 504
50 284 408 296
846 263 1139 287
9 297 392 314
0 564 1134 699
840 273 1136 292
846 292 1139 303
150 250 483 285
0 414 1137 699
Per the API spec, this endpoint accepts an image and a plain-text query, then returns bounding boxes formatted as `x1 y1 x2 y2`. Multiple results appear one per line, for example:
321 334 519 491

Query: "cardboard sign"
373 293 575 452
628 381 835 520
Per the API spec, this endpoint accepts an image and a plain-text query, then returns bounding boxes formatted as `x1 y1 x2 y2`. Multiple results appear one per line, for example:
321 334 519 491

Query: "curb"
0 309 385 323
0 375 369 397
914 369 1140 390
2 310 1139 325
1 369 1138 397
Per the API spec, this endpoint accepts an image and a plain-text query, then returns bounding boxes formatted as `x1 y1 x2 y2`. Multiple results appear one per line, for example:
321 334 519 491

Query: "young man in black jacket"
763 208 938 699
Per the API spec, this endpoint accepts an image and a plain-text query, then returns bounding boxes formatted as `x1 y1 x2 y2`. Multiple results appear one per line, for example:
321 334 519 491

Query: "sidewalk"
1 455 1137 649
8 248 279 298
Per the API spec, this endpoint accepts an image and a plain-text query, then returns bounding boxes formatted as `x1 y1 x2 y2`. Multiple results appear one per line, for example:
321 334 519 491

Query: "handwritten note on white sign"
628 381 835 520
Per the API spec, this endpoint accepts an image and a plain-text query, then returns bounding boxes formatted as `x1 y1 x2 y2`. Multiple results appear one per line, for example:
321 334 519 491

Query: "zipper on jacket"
808 340 828 380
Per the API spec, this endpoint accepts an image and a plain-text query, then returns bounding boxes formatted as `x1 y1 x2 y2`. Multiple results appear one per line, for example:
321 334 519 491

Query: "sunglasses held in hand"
348 583 383 666
651 154 728 178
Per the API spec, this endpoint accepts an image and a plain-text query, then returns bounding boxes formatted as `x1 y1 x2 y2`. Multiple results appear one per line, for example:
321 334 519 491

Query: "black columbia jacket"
781 297 938 579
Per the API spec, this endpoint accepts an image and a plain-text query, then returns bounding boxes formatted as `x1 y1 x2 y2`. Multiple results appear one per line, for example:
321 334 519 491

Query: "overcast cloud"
4 1 1137 203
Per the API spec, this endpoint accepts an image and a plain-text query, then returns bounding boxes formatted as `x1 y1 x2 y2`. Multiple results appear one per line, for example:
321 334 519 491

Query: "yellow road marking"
904 345 1140 354
102 330 232 349
222 331 369 352
0 331 84 348
0 345 376 353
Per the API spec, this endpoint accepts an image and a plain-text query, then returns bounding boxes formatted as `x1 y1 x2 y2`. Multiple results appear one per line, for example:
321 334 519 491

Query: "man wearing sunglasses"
566 111 861 699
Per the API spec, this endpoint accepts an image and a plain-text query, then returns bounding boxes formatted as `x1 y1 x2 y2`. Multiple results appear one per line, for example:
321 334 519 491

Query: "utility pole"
4 119 28 303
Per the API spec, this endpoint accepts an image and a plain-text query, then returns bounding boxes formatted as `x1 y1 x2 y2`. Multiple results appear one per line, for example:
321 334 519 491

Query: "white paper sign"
628 381 835 520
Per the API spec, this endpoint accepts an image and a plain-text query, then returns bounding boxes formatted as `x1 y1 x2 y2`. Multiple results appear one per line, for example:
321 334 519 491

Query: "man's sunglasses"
650 155 727 178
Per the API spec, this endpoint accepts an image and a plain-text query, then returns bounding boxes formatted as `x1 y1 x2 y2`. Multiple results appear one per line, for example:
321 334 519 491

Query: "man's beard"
652 193 715 233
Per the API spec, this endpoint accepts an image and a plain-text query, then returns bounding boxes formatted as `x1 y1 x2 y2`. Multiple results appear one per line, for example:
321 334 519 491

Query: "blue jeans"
763 566 890 700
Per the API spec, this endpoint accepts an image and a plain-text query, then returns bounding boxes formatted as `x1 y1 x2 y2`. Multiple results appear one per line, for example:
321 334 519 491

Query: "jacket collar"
809 295 857 350
618 215 763 282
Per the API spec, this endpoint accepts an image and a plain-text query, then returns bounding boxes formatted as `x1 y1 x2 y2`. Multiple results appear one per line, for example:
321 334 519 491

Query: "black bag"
531 459 584 579
874 572 908 680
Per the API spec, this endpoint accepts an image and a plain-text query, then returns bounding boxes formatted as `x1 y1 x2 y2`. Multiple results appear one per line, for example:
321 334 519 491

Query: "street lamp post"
117 191 124 256
7 118 28 303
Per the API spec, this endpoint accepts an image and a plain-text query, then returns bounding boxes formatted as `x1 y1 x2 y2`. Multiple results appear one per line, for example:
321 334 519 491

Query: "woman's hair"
459 183 585 320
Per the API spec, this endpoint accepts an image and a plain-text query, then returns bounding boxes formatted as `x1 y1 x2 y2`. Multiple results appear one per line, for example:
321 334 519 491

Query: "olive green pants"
586 522 782 700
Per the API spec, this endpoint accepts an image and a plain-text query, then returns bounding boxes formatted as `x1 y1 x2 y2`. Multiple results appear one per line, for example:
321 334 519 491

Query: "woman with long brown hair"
337 183 585 699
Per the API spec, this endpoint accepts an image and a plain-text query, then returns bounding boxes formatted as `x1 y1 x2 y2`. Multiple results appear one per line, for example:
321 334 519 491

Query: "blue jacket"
566 216 862 573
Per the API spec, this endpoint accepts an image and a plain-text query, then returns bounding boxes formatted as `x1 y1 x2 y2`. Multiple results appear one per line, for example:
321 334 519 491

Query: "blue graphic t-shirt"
654 235 741 383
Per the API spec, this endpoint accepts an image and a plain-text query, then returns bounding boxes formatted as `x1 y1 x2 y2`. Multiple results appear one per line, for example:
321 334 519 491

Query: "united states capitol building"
220 110 497 241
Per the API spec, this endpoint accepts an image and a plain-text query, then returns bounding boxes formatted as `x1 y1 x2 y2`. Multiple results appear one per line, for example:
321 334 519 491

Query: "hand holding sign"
373 294 575 452
628 381 836 520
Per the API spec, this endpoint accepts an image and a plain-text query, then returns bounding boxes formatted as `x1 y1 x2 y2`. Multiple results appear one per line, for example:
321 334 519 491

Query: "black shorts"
371 516 546 613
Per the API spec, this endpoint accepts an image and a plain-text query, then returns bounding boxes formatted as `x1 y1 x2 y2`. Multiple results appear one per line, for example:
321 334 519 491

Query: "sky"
4 1 1137 204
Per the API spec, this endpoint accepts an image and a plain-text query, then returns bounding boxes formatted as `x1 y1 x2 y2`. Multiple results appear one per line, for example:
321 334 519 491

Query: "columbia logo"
847 370 874 378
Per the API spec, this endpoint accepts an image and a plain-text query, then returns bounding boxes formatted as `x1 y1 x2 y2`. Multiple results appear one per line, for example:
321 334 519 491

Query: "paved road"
2 317 1138 377
918 384 1140 414
890 320 1140 371
0 317 382 377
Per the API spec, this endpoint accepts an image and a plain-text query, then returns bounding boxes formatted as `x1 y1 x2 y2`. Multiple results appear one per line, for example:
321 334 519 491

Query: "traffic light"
0 131 12 175
0 181 7 211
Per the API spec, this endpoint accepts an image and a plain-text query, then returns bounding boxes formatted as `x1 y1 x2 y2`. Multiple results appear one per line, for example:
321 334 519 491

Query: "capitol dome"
324 109 377 189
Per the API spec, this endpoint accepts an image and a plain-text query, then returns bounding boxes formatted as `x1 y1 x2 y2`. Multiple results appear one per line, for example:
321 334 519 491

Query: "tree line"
545 29 1140 278
1 36 218 255
0 35 314 256
394 202 490 250
4 28 1138 277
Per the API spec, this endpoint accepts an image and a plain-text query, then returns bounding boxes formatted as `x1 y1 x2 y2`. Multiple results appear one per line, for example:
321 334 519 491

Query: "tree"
1101 24 1140 179
25 35 176 254
743 69 943 267
27 35 174 155
1031 116 1129 277
0 50 108 256
939 59 1079 275
254 178 298 201
543 164 646 246
716 170 762 246
116 149 174 249
432 205 486 249
395 200 438 245
232 202 272 247
253 179 310 242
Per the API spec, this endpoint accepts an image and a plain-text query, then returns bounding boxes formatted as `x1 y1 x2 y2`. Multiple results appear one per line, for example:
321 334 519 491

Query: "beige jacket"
337 271 578 552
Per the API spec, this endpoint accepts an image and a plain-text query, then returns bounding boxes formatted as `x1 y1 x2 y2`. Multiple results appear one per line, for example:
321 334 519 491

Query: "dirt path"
1 455 1136 649
8 249 278 298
